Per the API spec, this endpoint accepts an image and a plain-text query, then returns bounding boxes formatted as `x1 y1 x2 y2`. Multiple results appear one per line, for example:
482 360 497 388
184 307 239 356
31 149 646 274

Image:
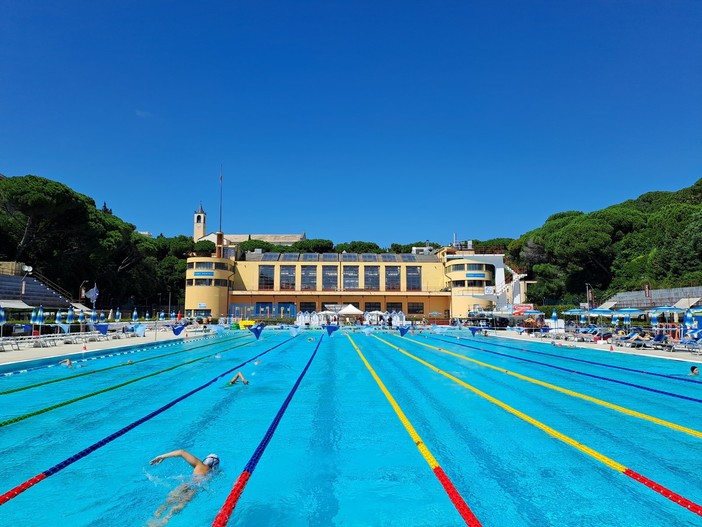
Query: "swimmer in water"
59 358 72 367
147 450 219 526
690 366 699 376
228 372 249 385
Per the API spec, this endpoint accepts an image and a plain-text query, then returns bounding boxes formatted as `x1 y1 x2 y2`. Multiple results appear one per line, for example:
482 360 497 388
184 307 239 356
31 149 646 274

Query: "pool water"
1 329 701 526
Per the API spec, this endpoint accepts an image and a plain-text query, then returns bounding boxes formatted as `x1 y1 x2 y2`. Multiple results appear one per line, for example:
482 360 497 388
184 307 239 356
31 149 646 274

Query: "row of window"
187 279 232 287
447 263 487 273
187 262 234 271
259 265 422 291
451 280 491 288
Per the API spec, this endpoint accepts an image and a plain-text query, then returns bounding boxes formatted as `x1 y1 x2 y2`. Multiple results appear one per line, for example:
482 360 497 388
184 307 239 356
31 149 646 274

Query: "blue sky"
1 1 700 248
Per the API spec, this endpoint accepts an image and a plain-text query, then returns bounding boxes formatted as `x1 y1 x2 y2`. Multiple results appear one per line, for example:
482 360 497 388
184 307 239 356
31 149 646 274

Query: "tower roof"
195 203 205 214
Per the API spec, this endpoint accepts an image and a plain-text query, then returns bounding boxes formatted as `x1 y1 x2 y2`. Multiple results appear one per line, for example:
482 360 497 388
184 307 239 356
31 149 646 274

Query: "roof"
199 233 306 246
0 299 34 309
674 297 701 309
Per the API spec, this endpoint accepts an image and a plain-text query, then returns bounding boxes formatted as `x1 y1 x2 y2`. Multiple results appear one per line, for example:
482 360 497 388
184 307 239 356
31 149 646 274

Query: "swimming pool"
1 328 701 526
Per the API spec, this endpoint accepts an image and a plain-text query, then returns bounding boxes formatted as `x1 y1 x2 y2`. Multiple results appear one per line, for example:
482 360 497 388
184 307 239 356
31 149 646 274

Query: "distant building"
184 207 528 319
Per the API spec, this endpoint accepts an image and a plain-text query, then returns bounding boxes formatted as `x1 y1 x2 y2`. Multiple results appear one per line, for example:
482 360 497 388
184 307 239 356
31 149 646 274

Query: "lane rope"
0 336 296 506
452 334 702 385
398 336 702 439
347 334 482 526
212 335 324 526
373 335 702 518
0 338 258 428
0 335 248 396
426 336 702 405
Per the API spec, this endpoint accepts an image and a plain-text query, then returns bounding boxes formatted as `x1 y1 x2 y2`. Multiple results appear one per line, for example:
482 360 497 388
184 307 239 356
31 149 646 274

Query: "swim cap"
203 454 220 470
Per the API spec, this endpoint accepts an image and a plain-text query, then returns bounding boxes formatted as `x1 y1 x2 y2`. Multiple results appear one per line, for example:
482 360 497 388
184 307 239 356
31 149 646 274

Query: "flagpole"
219 164 223 232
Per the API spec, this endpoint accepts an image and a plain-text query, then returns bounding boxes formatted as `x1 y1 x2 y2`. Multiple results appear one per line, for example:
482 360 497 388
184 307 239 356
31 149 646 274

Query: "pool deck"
0 328 204 367
2 326 700 368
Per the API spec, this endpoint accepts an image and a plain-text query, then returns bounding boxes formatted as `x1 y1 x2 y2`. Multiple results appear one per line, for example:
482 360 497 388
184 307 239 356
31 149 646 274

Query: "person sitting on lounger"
628 333 651 342
228 372 249 385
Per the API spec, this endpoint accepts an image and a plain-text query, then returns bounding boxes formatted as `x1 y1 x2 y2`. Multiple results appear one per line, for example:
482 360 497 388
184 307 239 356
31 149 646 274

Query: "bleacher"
0 274 72 309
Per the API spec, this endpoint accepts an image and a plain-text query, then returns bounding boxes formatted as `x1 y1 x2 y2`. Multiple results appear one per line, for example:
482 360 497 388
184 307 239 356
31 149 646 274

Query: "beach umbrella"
78 309 86 324
170 311 176 321
523 309 545 316
108 309 113 321
36 306 44 326
159 311 165 321
563 309 587 315
99 311 106 323
55 309 62 324
145 311 150 321
66 307 75 324
685 309 694 328
623 314 631 326
612 314 619 326
551 310 558 327
90 309 98 324
30 308 37 325
0 307 6 332
132 308 138 322
115 308 122 323
650 313 658 326
579 314 586 324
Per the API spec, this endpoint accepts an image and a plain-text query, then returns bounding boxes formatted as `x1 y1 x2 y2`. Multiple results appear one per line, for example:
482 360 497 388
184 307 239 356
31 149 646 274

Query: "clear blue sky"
1 1 700 248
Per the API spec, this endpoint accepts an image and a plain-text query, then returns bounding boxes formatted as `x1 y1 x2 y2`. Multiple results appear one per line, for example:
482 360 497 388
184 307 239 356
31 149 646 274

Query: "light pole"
19 265 33 300
585 283 592 309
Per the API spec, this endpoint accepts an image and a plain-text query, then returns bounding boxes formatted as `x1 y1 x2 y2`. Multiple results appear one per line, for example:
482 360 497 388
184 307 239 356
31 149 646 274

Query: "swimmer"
690 366 699 376
59 358 72 368
148 450 219 526
307 337 316 342
228 372 249 385
254 360 262 365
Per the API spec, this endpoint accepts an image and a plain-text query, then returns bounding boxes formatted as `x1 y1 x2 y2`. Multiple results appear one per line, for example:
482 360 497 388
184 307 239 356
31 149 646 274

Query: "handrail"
30 271 74 302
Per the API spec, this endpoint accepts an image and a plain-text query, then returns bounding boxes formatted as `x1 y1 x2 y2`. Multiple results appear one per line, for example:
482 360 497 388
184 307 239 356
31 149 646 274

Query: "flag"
85 284 99 303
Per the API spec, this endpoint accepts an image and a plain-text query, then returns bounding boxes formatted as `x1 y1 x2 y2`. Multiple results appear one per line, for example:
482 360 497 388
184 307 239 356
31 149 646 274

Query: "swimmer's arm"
150 449 202 469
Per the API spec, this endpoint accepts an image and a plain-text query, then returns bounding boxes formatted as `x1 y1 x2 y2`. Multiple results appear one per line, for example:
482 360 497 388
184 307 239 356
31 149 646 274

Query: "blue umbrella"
55 309 62 324
132 308 138 322
623 314 631 325
159 311 165 321
99 311 106 323
37 306 45 326
66 307 75 324
78 309 86 324
115 308 122 323
650 313 659 326
145 311 150 321
90 309 98 324
579 314 586 324
30 308 37 325
0 307 6 327
612 314 619 325
685 309 694 328
171 311 176 320
551 310 558 327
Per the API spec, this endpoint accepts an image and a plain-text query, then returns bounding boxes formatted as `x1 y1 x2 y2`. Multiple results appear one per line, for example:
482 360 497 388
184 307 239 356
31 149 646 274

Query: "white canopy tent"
338 304 363 316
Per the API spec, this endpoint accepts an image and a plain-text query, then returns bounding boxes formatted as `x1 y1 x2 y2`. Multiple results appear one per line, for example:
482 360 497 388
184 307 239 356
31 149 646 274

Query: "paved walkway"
0 328 206 367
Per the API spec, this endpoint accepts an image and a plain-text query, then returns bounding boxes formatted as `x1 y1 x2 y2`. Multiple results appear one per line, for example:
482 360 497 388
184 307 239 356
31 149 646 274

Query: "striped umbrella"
145 311 150 321
612 314 619 326
66 307 75 324
579 314 586 324
0 307 6 329
132 308 138 322
650 313 658 326
78 309 86 324
159 311 165 321
90 309 98 324
55 309 63 324
623 314 631 326
170 311 176 320
99 311 106 323
30 308 37 325
37 305 44 325
115 308 122 323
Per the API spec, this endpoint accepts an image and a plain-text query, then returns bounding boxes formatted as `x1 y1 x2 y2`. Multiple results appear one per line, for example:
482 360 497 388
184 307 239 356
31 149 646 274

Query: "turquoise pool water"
1 329 701 526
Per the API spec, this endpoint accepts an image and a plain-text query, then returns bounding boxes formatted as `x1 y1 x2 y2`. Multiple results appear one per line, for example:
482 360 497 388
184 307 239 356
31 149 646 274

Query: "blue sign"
466 273 485 278
194 271 214 277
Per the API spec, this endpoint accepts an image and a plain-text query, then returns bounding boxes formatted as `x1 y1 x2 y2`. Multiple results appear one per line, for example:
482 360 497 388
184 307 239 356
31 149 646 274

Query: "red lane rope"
212 335 324 526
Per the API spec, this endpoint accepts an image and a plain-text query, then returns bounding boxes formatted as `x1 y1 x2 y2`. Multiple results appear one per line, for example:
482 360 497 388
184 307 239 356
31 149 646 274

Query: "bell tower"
194 203 206 241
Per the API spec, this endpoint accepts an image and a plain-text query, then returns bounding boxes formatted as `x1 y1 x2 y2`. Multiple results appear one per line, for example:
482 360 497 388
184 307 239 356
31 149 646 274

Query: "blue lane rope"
427 336 702 405
212 335 324 526
0 336 297 505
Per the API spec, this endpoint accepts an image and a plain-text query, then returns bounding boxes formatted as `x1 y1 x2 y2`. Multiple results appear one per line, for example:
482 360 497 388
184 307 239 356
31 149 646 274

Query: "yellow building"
184 212 527 320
